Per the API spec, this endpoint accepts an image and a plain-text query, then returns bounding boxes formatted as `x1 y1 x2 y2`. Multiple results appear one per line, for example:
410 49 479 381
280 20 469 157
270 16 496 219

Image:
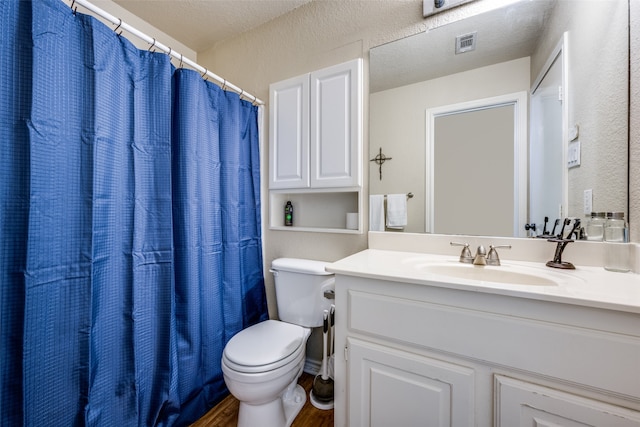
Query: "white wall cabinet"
269 74 309 189
334 274 640 426
309 59 361 188
268 59 362 233
269 59 361 190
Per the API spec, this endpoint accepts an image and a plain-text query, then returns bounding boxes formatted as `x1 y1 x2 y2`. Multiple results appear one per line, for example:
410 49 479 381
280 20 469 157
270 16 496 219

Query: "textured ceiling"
370 0 556 93
113 0 313 52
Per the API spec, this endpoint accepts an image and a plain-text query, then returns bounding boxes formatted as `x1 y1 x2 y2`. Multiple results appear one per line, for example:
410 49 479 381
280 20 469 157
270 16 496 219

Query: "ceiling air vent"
455 31 477 54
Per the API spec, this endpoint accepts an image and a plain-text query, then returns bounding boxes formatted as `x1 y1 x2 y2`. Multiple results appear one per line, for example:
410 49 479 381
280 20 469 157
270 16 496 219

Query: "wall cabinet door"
269 74 309 189
348 338 475 427
269 59 362 190
310 59 362 188
495 376 640 427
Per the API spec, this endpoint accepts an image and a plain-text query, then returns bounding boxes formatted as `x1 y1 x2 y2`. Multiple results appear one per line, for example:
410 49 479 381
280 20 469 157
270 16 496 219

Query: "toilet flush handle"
268 269 278 276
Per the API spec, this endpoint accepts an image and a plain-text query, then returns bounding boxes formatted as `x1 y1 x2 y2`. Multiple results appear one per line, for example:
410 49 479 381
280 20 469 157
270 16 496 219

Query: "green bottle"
285 201 293 226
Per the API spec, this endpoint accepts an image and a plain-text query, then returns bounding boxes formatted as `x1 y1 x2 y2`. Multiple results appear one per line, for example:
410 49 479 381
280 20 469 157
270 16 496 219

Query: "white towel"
386 194 407 229
369 195 385 231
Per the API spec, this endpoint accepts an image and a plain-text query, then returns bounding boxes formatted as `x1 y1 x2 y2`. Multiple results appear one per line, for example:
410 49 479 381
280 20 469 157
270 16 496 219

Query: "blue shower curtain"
0 1 268 425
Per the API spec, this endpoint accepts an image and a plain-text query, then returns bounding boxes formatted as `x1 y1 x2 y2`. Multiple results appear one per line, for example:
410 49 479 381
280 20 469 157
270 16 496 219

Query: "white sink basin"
415 263 559 286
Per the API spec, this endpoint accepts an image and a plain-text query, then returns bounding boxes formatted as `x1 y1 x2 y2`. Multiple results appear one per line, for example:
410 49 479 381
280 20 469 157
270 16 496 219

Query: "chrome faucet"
451 242 511 266
472 245 487 265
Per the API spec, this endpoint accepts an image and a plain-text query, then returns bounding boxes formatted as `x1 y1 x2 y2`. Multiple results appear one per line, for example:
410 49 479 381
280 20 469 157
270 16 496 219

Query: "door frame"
530 32 569 221
425 91 528 236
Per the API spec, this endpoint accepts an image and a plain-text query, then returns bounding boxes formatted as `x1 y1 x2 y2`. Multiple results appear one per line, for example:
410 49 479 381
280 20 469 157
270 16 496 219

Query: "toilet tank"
271 258 335 328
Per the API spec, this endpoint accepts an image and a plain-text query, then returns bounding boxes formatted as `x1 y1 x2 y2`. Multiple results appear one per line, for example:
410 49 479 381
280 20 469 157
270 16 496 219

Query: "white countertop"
327 248 640 314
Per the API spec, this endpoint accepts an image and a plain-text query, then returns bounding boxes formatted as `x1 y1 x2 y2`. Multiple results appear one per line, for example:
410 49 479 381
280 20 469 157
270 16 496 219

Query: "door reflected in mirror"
369 0 628 236
529 37 566 232
426 93 526 236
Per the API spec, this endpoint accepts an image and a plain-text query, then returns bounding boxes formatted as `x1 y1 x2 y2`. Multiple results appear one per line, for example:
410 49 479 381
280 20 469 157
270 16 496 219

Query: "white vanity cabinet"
496 376 640 426
348 338 475 426
333 274 640 427
268 59 362 233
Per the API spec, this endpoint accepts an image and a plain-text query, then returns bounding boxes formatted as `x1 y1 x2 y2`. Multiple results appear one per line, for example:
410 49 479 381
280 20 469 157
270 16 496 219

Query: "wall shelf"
269 188 362 234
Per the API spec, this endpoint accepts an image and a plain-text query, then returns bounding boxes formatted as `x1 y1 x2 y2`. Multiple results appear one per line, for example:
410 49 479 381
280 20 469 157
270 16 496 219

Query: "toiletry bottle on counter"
284 201 293 226
585 212 606 241
603 212 630 272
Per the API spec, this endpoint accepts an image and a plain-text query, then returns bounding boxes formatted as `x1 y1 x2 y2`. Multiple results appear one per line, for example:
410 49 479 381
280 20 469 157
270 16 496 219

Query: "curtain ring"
222 80 227 90
201 68 209 80
166 47 173 66
71 0 77 14
148 38 157 52
239 90 246 100
114 18 123 36
178 54 183 69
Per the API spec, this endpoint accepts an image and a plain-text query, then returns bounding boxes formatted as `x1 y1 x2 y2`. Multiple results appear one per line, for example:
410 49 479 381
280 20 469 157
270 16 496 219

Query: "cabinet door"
496 375 640 426
310 59 362 188
269 74 309 189
348 338 475 427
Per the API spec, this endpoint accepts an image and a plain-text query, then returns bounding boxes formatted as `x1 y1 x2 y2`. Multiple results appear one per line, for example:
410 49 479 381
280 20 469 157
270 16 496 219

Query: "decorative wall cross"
370 147 392 180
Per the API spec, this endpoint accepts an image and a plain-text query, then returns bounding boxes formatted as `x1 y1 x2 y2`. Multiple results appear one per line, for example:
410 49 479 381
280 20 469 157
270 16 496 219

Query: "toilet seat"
223 320 307 374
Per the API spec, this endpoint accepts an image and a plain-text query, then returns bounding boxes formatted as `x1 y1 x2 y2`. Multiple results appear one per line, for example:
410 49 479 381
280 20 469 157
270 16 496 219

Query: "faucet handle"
486 245 511 266
450 242 473 264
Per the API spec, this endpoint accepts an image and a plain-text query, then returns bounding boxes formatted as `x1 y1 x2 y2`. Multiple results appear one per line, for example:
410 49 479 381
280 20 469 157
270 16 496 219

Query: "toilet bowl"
222 320 310 427
221 258 335 427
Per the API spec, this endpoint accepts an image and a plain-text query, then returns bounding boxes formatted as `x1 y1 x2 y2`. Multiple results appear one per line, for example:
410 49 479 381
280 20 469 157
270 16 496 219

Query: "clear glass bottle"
603 212 630 272
585 212 606 241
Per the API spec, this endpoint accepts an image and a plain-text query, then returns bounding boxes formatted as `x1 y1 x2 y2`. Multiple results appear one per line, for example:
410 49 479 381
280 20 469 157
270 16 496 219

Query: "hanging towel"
369 195 385 231
386 194 407 229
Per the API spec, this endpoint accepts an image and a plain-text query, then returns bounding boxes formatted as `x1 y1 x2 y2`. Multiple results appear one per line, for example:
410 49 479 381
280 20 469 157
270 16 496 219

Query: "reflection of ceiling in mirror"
370 0 555 93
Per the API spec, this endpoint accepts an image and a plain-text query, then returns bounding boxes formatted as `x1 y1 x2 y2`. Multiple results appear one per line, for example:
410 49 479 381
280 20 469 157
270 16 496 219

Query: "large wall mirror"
369 0 629 236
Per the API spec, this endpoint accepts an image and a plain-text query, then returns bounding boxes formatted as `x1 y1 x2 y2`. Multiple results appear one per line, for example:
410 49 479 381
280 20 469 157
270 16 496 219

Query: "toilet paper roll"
346 213 358 230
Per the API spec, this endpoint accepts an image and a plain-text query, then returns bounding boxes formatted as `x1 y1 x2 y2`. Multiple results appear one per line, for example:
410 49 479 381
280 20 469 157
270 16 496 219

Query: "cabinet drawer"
347 289 640 399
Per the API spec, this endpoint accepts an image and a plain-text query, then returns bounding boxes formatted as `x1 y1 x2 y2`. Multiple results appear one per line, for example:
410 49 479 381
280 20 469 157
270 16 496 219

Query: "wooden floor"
191 373 334 427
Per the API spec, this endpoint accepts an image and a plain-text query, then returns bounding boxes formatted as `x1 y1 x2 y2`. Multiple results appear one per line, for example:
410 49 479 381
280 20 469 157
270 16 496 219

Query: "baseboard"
304 355 335 380
304 357 321 375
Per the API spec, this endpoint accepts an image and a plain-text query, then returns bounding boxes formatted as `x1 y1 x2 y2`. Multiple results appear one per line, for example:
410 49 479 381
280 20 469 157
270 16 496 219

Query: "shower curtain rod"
67 0 264 105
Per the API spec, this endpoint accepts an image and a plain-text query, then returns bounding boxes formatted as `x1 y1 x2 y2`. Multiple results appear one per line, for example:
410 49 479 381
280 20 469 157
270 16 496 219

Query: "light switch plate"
568 140 581 168
584 189 592 214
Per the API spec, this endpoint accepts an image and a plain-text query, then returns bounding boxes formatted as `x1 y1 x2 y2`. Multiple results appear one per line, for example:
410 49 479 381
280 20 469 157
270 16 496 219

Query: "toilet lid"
224 320 306 368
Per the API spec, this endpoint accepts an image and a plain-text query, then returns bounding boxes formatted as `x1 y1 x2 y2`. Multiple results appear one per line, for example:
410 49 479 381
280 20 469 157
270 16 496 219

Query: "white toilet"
221 258 335 427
